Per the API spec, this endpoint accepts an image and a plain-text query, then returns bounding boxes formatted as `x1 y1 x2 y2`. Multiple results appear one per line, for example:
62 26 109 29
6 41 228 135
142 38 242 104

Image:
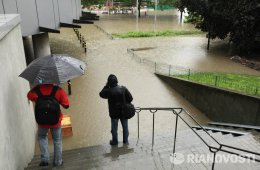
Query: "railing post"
212 152 216 170
172 112 179 155
138 112 140 140
169 65 171 76
255 87 258 95
188 69 190 80
215 76 218 86
152 113 155 150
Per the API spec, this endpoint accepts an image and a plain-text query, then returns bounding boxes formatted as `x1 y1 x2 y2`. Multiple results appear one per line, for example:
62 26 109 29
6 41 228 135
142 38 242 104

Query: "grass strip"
176 72 260 96
112 30 204 38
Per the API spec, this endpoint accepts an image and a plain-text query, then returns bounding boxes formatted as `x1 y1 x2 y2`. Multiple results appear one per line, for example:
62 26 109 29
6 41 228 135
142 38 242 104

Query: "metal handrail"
135 107 260 170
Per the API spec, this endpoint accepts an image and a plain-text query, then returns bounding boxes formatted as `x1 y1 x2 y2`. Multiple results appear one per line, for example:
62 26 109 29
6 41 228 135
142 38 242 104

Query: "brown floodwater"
37 10 259 154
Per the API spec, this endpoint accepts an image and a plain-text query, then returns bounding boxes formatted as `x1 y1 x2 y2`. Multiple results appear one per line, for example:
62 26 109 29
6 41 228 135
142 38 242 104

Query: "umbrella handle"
68 80 72 95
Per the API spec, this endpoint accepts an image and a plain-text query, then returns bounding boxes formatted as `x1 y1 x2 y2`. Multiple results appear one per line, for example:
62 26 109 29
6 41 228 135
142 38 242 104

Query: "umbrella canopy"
19 54 86 85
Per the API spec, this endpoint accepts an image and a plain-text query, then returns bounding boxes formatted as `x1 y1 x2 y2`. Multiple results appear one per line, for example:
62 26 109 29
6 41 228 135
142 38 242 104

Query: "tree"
175 0 260 55
229 0 260 55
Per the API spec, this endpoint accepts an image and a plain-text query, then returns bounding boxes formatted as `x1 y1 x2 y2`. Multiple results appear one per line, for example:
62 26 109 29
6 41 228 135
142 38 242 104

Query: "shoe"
123 142 129 145
39 161 49 166
109 140 118 146
53 161 63 167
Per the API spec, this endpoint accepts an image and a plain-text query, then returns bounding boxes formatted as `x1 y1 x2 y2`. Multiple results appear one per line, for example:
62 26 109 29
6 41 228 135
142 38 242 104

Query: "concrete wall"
0 14 37 170
0 0 82 36
157 74 260 126
32 33 51 58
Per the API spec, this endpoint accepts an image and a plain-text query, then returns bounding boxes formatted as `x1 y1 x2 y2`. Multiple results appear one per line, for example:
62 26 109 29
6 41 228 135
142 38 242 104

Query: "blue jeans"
111 118 129 143
38 126 62 165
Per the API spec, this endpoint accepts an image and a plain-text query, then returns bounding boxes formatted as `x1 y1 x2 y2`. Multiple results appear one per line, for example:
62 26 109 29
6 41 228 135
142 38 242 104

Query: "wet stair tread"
208 122 260 131
192 125 250 136
26 148 160 170
26 145 145 168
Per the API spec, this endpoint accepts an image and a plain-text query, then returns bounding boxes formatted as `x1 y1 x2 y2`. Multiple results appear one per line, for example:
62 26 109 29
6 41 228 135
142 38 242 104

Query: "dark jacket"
100 85 133 119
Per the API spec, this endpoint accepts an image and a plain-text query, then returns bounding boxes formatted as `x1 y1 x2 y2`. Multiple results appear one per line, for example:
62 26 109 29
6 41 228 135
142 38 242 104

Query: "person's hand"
105 82 110 88
106 82 110 88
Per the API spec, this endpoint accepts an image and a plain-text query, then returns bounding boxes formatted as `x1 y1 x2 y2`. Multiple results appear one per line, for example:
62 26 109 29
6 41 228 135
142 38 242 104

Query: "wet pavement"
40 11 259 154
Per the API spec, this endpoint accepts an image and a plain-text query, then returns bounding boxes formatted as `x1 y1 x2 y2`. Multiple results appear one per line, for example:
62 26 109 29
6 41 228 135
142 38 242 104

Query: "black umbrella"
19 54 86 85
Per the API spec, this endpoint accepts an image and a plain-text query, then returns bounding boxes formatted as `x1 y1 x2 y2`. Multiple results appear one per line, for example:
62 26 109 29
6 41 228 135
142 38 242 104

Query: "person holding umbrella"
20 54 86 167
27 84 69 167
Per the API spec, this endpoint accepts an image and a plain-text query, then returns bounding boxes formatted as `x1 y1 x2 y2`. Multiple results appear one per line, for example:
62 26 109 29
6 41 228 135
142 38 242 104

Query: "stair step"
26 146 162 170
192 125 249 136
208 122 260 131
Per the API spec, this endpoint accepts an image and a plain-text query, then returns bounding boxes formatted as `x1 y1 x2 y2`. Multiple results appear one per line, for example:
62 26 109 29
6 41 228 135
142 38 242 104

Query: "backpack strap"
33 86 59 98
34 86 42 98
50 86 59 98
121 86 126 104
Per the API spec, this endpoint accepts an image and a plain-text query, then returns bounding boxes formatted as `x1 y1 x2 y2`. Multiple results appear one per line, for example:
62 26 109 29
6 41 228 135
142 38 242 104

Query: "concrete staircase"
25 128 260 170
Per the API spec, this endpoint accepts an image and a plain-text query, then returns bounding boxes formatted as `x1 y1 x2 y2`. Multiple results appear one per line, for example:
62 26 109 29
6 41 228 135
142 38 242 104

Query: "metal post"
172 113 179 154
212 152 216 170
169 65 171 76
84 43 87 53
255 87 258 95
188 69 190 80
152 113 155 150
136 0 139 31
215 76 218 86
138 112 139 139
154 0 157 31
67 80 71 95
80 36 83 44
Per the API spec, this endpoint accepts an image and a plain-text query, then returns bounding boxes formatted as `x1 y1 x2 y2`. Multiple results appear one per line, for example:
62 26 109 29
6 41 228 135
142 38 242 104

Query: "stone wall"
0 14 36 170
157 74 260 126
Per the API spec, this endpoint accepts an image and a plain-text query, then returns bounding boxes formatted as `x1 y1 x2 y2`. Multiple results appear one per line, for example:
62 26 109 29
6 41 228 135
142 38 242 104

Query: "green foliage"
184 15 202 24
112 30 203 38
176 72 260 96
174 0 260 55
81 0 106 6
158 0 176 10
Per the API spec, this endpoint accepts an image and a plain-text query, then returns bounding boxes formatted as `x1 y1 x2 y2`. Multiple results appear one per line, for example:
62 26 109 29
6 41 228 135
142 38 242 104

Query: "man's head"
107 74 118 87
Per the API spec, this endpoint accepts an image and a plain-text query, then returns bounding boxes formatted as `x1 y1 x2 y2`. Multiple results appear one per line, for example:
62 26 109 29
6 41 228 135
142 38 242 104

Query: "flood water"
40 10 259 153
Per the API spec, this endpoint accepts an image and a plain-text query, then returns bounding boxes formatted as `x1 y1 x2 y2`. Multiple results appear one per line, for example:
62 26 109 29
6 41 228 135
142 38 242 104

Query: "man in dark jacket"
99 74 133 145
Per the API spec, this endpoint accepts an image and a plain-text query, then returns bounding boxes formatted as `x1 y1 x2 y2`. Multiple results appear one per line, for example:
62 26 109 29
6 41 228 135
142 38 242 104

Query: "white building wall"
0 14 36 170
1 0 82 36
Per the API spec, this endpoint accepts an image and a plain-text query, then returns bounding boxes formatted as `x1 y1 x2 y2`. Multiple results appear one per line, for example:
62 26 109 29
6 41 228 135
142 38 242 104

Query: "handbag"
121 86 135 119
